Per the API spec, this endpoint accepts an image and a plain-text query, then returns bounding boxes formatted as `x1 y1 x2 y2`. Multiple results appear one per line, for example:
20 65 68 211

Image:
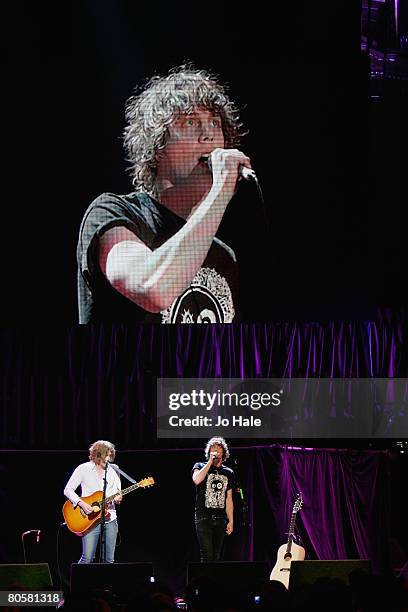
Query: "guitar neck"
105 482 140 504
285 513 297 553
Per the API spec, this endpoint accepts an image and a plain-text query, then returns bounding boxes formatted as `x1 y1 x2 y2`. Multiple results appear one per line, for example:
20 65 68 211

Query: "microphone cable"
200 153 270 235
56 522 67 593
187 171 267 322
21 529 41 564
252 174 269 235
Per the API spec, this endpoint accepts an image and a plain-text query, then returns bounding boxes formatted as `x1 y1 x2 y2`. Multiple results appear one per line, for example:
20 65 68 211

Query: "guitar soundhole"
284 553 292 561
79 502 100 519
91 503 101 516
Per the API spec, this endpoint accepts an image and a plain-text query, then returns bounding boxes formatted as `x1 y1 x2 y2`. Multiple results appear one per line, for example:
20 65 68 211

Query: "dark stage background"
2 0 407 324
0 445 398 597
1 0 408 601
1 315 408 594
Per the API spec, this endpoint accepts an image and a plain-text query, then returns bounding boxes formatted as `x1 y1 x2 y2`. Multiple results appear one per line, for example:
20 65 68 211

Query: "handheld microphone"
200 155 256 181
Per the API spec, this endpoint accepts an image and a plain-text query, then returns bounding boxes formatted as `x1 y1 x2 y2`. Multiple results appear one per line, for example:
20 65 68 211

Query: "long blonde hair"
89 440 116 465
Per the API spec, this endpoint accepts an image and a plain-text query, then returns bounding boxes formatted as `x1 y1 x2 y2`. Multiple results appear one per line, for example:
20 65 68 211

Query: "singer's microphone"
36 530 41 543
200 155 256 181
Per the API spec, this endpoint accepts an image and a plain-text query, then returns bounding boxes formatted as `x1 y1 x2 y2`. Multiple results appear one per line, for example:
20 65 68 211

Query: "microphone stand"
99 462 108 563
234 460 248 527
21 530 40 564
97 462 138 563
21 532 29 564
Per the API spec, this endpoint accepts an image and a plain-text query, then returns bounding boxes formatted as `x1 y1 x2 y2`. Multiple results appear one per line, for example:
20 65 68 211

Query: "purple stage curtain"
253 446 389 574
66 312 406 379
1 312 407 448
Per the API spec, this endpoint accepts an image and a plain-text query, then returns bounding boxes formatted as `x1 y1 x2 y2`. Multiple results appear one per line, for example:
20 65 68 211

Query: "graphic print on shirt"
161 268 235 324
205 473 228 509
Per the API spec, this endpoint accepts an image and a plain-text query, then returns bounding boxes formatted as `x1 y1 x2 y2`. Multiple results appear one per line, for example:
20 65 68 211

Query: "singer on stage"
77 64 254 323
64 440 122 563
192 437 235 562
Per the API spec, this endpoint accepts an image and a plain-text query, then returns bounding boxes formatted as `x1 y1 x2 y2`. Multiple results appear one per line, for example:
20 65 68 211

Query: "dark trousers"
195 513 227 562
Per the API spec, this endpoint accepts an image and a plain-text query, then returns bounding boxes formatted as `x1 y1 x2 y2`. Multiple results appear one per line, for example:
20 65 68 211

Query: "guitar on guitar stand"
270 493 305 589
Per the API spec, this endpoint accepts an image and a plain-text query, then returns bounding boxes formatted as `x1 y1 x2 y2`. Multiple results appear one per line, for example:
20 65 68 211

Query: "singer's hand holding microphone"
201 148 256 199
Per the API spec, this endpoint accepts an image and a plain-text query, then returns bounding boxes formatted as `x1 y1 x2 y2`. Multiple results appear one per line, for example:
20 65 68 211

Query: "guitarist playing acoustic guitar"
63 440 124 564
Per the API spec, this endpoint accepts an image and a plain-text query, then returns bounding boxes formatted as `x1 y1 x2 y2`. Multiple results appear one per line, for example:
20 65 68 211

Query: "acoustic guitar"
63 476 155 535
270 493 305 588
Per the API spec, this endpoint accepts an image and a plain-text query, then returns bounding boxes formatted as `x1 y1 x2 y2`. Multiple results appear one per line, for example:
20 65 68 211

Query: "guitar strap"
108 463 136 484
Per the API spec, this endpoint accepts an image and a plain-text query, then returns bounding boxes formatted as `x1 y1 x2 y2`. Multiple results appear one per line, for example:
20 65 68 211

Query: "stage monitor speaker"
187 561 270 593
0 563 53 590
70 562 154 598
289 560 371 591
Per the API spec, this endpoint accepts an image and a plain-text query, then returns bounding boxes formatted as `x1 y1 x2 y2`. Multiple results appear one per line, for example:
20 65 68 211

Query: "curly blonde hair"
89 440 116 465
123 64 246 198
204 436 230 461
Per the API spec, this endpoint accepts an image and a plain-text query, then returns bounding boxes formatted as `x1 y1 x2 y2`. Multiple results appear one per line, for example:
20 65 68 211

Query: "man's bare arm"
192 456 214 486
99 149 249 312
226 488 234 534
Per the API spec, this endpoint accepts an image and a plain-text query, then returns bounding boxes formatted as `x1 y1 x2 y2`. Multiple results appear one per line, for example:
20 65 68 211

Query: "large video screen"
3 2 407 324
